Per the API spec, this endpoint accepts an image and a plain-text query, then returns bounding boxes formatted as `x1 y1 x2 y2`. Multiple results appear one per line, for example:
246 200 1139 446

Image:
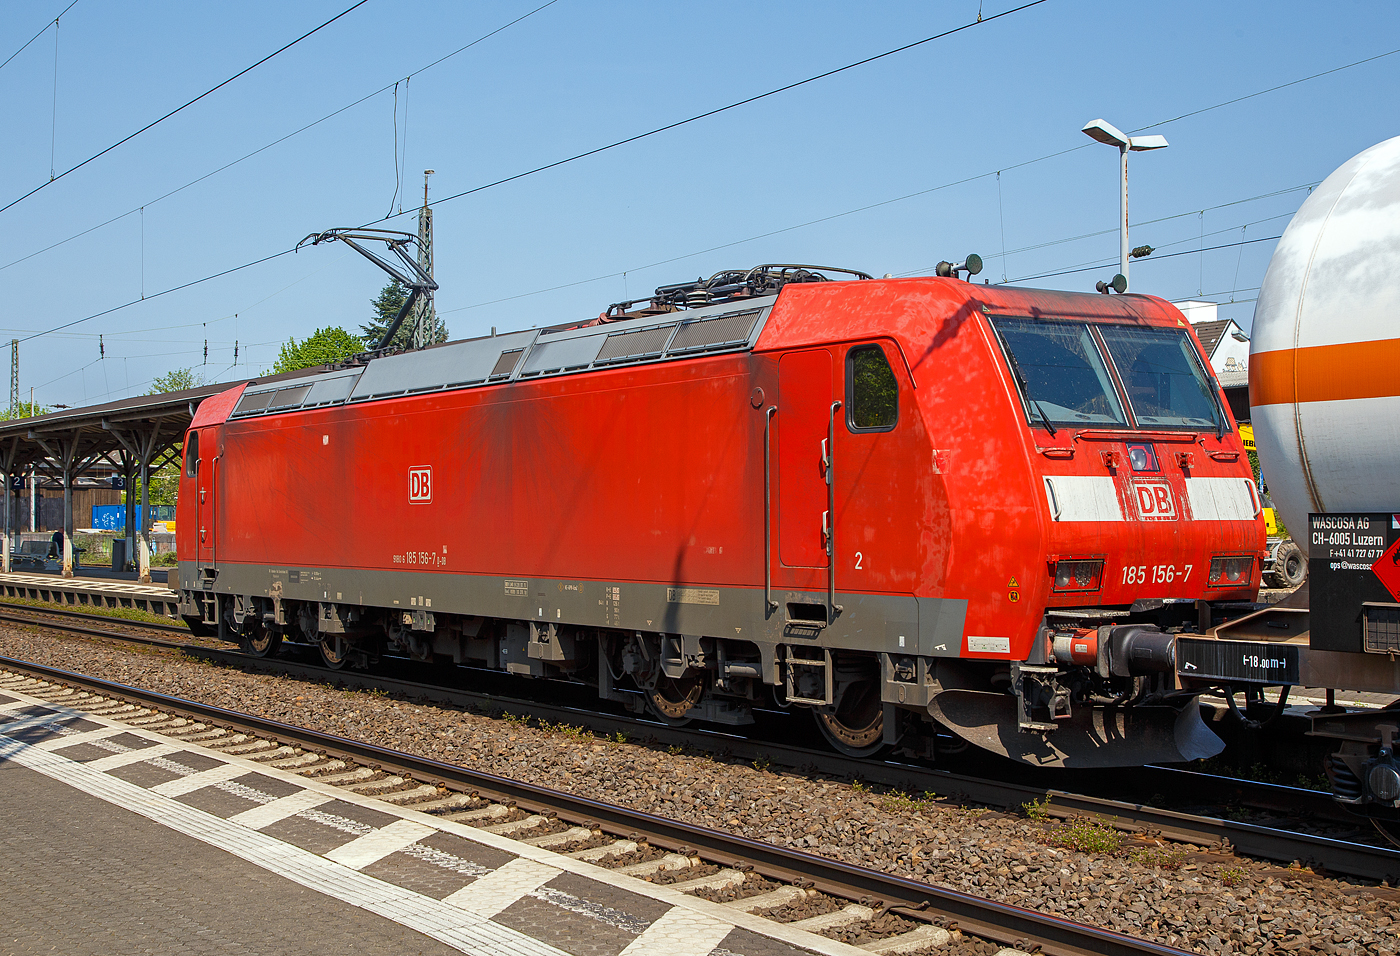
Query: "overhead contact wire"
0 0 78 73
0 0 561 275
365 0 1050 225
0 0 372 216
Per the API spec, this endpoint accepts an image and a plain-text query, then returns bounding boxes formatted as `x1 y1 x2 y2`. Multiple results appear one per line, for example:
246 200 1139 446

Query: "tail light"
1053 558 1104 592
1208 555 1254 586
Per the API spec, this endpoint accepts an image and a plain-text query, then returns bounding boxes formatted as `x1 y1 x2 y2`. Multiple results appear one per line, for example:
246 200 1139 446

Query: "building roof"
1191 319 1233 358
0 365 335 479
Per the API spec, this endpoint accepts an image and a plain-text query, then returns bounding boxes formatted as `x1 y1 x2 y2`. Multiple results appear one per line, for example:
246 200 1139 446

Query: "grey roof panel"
349 330 538 400
304 369 363 407
519 335 605 376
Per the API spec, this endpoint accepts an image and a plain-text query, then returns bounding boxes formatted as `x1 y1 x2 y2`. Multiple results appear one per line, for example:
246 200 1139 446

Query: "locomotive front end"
920 288 1265 767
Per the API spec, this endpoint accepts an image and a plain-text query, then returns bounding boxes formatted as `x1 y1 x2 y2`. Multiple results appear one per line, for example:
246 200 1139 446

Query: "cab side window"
847 345 898 432
184 432 199 478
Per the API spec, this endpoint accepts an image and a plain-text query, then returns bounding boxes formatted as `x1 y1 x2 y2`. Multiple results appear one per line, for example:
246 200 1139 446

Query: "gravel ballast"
2 627 1394 955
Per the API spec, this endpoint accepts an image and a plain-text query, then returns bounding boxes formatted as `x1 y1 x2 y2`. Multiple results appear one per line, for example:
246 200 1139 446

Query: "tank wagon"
1243 135 1400 830
176 264 1263 767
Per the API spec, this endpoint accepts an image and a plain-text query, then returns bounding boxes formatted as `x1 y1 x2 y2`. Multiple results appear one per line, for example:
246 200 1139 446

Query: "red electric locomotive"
176 264 1263 767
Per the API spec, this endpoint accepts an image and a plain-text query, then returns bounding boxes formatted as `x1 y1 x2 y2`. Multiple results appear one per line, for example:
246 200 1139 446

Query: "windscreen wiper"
1002 348 1057 437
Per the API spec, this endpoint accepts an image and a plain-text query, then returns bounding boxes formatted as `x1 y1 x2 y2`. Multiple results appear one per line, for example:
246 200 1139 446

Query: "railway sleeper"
666 868 745 892
522 825 594 848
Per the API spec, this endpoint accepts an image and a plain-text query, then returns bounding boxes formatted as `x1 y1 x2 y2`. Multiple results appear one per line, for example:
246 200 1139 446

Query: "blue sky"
0 0 1395 406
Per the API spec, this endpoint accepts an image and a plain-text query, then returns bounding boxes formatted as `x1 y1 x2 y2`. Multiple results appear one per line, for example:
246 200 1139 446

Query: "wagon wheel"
648 675 704 725
319 635 350 670
816 678 886 758
241 617 281 659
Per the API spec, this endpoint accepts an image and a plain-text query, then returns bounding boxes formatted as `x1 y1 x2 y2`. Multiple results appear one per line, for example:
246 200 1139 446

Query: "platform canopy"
0 365 335 579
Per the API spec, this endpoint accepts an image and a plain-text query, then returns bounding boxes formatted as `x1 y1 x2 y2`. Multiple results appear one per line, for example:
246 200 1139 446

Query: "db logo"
408 466 433 504
1133 479 1176 520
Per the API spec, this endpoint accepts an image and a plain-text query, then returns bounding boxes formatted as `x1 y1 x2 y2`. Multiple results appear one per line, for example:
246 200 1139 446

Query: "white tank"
1250 136 1400 538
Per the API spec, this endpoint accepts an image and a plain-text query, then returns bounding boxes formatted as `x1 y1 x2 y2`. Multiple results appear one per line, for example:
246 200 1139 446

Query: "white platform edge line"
2 733 575 956
0 679 874 956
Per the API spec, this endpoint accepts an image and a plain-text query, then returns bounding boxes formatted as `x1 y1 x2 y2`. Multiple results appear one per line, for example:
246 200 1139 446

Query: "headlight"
1126 443 1158 472
1208 555 1254 586
1053 558 1103 592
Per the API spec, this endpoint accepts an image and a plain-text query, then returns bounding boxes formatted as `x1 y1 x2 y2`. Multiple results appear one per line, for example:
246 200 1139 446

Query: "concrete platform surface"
0 678 866 956
0 570 180 616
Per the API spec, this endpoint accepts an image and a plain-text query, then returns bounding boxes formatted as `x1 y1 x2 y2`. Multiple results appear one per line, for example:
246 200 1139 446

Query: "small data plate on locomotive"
1176 638 1300 684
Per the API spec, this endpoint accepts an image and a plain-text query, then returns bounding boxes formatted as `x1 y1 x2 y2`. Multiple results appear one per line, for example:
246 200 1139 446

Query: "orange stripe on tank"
1250 338 1400 405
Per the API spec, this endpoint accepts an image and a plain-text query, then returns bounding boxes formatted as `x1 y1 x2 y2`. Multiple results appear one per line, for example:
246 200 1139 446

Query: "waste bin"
111 538 127 571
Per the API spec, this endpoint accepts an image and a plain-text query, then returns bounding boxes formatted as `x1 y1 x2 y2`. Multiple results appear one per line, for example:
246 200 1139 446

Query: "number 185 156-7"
1122 564 1192 586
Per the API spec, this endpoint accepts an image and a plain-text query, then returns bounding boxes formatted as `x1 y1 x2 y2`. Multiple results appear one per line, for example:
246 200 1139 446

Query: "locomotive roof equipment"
297 228 438 352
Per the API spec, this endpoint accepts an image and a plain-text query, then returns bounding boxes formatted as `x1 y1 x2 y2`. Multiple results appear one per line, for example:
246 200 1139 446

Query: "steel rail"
0 653 1186 956
3 605 1398 882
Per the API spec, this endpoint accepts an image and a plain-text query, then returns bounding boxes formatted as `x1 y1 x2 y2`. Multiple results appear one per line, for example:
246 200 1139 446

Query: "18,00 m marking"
1122 563 1192 586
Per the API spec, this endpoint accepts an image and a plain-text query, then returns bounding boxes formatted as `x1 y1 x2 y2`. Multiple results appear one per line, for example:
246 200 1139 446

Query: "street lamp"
1081 119 1168 291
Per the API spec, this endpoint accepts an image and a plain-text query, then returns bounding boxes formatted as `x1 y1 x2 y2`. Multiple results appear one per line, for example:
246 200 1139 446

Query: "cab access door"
193 428 217 572
777 349 834 574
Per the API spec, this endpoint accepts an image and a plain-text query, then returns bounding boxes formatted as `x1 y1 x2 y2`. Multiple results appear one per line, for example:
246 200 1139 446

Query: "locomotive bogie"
176 272 1262 766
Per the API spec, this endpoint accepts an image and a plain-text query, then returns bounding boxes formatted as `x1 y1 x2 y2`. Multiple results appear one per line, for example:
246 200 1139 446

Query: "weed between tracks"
1022 797 1123 854
493 709 630 746
1 596 177 628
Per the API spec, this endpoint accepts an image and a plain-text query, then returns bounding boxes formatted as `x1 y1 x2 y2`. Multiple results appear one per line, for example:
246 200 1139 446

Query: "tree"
137 367 204 507
148 368 202 395
362 280 409 349
0 401 49 421
361 280 447 351
271 326 365 374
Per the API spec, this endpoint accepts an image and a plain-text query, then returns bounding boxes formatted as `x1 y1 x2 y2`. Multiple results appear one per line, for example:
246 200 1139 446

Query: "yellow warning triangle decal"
1008 577 1019 587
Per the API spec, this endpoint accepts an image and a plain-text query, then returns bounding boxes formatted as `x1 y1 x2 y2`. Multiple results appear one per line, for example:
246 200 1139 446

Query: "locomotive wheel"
648 675 704 724
241 619 281 658
319 635 350 670
816 678 886 758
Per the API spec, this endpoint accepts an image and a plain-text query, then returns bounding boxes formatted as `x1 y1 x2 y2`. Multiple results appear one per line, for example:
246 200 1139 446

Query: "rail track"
0 654 1193 956
3 600 1399 887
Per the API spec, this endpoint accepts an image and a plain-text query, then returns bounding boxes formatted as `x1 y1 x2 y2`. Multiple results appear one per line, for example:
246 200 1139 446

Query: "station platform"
0 678 870 956
0 569 180 617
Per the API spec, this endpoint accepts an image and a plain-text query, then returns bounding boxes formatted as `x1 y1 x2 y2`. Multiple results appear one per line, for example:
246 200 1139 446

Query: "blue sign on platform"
90 505 175 531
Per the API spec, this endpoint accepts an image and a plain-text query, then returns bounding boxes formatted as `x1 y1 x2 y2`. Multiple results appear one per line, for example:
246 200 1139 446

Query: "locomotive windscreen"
991 317 1128 426
1097 326 1223 430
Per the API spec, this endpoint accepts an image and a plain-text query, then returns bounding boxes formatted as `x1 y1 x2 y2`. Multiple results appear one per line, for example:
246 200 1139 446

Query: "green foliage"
363 281 410 350
878 789 940 813
361 280 447 351
1043 816 1123 855
0 595 174 626
1134 846 1191 870
1219 864 1248 887
148 368 202 394
271 326 365 374
849 346 898 428
0 400 49 420
1023 796 1053 821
